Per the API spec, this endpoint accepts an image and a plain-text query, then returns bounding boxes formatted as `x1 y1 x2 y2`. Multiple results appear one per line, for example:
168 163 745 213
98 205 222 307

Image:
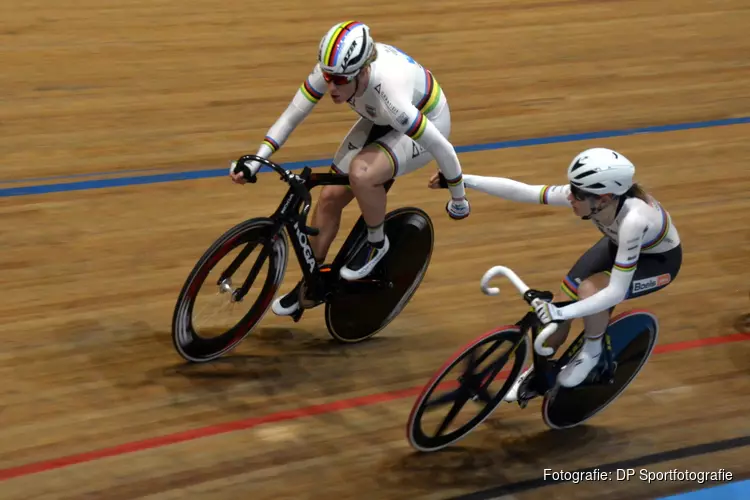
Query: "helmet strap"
346 69 366 103
580 198 599 220
344 76 360 105
581 195 619 221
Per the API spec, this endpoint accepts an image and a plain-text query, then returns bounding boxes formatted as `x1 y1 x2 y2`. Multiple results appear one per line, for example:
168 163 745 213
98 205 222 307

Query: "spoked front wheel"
542 310 659 429
171 218 288 363
406 326 529 452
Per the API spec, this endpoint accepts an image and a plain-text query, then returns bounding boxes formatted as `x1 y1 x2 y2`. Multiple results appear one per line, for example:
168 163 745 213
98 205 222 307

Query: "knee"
577 279 599 299
349 155 391 189
317 186 350 213
348 159 374 188
577 272 610 300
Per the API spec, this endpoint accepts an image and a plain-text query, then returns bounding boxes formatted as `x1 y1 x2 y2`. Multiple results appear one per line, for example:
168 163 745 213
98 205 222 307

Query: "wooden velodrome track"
2 0 750 498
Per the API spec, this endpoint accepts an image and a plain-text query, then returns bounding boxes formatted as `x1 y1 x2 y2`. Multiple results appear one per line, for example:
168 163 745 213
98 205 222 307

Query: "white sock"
583 334 603 356
367 222 385 245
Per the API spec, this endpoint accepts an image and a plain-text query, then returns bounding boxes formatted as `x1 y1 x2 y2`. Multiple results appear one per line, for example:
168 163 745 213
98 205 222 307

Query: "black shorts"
560 237 682 301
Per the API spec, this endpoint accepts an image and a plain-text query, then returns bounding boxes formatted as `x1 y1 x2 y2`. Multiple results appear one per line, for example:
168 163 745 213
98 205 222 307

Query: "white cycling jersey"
252 42 465 198
463 174 681 319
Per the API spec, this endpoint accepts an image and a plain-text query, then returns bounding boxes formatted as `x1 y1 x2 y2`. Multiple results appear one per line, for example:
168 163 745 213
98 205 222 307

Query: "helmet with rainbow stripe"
317 21 374 83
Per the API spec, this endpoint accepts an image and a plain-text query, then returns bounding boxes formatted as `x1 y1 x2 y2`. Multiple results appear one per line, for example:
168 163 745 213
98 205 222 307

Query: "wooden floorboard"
1 0 749 498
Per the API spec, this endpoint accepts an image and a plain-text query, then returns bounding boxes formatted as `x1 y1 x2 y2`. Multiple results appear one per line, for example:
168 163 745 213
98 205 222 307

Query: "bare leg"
545 318 573 353
348 147 394 230
338 147 395 280
556 272 612 387
578 273 613 341
308 185 355 262
271 184 353 316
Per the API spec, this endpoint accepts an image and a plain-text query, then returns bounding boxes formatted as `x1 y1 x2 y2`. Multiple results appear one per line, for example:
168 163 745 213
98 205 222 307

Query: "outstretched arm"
462 174 572 207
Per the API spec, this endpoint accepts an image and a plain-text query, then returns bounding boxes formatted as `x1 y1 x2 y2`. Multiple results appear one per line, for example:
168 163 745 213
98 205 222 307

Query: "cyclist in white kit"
231 20 470 317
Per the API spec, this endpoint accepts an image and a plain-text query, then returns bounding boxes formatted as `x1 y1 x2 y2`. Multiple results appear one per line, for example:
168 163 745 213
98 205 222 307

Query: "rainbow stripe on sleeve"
300 78 324 104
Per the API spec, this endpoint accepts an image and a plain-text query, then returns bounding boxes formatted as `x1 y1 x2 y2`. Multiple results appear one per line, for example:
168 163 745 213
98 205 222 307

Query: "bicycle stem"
235 155 319 236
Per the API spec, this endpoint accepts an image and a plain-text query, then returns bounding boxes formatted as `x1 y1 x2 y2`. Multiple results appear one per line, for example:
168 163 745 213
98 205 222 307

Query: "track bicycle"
171 155 435 363
406 265 659 452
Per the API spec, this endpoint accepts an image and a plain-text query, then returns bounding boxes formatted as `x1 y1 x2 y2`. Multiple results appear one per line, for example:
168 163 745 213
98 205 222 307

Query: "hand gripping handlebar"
480 265 559 356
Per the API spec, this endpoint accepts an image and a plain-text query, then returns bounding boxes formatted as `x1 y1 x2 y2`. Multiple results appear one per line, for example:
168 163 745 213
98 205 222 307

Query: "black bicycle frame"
514 310 555 394
513 295 617 395
233 154 394 290
272 167 350 286
510 292 575 395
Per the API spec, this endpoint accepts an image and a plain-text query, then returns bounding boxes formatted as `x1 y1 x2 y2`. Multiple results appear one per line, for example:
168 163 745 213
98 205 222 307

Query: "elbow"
611 289 628 308
603 285 628 311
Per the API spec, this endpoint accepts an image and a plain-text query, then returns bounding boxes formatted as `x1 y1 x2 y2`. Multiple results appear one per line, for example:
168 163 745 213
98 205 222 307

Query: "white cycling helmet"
567 147 635 196
317 21 374 77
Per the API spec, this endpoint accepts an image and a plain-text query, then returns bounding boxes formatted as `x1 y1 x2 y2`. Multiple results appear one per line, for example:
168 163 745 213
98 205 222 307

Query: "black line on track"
449 435 750 499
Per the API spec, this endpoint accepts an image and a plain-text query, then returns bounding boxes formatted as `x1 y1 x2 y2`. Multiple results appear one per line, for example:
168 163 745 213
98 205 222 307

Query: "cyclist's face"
327 78 357 104
569 194 594 217
327 75 357 104
323 68 365 104
568 189 611 218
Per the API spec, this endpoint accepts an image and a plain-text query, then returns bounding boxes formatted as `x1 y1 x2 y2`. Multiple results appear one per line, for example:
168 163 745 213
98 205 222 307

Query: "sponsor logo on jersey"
380 90 399 116
631 273 671 293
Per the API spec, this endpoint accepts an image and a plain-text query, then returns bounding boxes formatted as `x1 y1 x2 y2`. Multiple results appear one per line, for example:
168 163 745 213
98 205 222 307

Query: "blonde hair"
364 46 378 68
624 183 650 203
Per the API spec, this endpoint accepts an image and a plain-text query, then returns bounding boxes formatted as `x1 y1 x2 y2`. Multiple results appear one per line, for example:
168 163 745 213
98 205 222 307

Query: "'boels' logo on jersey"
631 273 671 293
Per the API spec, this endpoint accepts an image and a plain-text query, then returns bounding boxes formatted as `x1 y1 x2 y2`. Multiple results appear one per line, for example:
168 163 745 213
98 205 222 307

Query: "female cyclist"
230 21 470 318
429 147 682 399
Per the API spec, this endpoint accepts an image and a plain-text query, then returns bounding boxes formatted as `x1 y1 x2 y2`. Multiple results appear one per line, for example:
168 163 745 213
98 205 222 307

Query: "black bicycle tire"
171 217 288 363
406 326 529 452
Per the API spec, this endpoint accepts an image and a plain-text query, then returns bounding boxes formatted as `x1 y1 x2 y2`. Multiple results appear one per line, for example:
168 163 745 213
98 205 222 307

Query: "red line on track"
1 331 748 481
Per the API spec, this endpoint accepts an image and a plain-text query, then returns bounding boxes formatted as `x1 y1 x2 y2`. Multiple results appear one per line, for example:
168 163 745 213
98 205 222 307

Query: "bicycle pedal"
518 388 541 407
587 359 616 385
518 389 538 404
298 278 325 309
291 308 303 323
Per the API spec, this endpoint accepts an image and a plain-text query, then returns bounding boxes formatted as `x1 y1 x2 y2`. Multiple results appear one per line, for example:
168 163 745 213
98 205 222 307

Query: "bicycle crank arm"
300 224 320 236
291 308 304 323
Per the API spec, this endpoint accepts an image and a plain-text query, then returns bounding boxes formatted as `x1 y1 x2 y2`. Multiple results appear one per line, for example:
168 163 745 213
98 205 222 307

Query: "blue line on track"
1 116 748 198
